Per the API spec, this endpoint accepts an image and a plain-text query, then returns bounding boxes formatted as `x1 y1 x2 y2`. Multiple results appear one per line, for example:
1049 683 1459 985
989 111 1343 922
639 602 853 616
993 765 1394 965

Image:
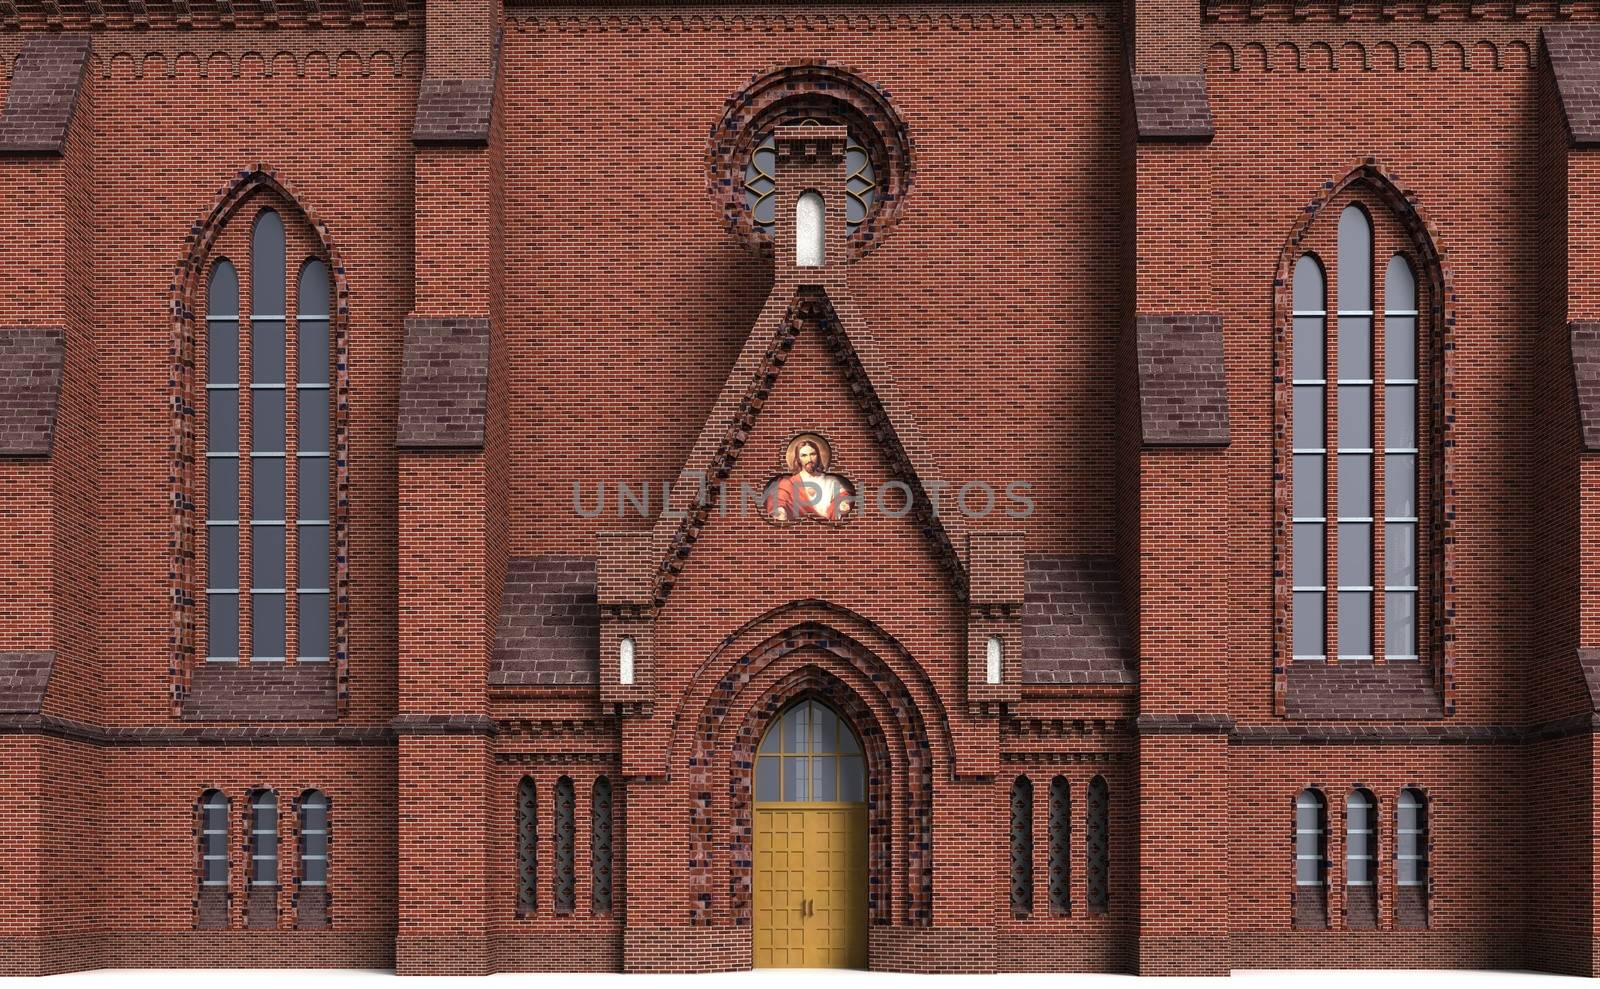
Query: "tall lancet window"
202 205 336 665
1287 193 1427 664
796 191 825 266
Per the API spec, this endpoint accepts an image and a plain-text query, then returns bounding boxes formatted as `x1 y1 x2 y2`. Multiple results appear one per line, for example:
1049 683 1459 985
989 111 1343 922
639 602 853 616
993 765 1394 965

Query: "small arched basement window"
1396 787 1430 928
1010 776 1034 918
197 789 230 930
297 789 330 930
1294 788 1329 929
1346 788 1377 929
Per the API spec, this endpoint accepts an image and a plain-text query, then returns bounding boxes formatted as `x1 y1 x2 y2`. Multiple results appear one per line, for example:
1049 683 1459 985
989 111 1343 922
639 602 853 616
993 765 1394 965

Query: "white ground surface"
0 969 1582 989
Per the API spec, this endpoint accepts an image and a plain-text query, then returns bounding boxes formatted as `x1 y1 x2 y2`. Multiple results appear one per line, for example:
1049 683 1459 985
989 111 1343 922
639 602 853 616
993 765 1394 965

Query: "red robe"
767 472 849 521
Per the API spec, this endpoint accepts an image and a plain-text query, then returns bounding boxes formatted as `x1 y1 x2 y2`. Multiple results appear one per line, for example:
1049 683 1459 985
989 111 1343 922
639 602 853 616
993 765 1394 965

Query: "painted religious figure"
767 434 855 523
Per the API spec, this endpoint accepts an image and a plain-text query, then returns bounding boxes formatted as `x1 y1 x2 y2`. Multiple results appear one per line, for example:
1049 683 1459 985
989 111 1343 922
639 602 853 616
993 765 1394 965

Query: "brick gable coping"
1022 555 1136 686
1135 313 1230 446
0 651 54 713
1569 322 1600 450
1130 74 1215 142
0 0 419 30
491 556 600 687
1544 25 1600 147
0 326 66 455
0 34 90 155
396 316 490 448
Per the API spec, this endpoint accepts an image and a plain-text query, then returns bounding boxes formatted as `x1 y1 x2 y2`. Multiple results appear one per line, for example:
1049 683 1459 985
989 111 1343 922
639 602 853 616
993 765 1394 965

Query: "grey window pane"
253 457 284 521
299 259 330 318
209 458 238 522
206 856 228 885
208 390 238 454
300 390 329 453
1386 454 1417 517
1294 454 1325 519
1338 522 1371 586
1293 592 1324 657
784 705 808 753
839 723 860 755
300 320 330 386
1396 796 1418 831
209 320 238 387
1387 253 1416 307
811 754 837 802
840 755 864 802
252 210 286 316
783 756 807 801
253 319 286 386
1293 522 1324 587
253 390 285 453
1338 385 1372 449
302 831 328 859
1387 522 1417 586
1387 385 1417 448
813 704 838 751
1296 795 1321 831
207 593 238 660
1294 315 1325 380
758 725 779 755
299 524 329 588
1293 385 1324 449
1297 857 1321 885
1293 255 1325 314
253 591 286 660
1337 205 1372 313
305 858 328 885
1338 454 1372 518
1338 316 1372 380
1338 591 1373 656
1387 315 1417 380
1397 858 1418 885
299 456 330 524
1347 857 1370 884
208 526 238 591
757 756 781 801
299 592 330 660
209 260 239 318
253 523 285 588
1386 592 1417 657
205 828 228 857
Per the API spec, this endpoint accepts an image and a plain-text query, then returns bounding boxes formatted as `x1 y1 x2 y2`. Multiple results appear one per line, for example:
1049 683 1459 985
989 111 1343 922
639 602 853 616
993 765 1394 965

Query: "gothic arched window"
754 699 865 803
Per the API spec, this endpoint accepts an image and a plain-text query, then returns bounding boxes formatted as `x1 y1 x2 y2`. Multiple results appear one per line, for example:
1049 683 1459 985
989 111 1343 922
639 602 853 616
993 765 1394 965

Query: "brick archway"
686 623 934 930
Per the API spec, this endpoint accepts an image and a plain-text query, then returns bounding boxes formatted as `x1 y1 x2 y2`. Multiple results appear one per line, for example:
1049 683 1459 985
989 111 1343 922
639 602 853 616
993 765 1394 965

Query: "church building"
1 0 1599 976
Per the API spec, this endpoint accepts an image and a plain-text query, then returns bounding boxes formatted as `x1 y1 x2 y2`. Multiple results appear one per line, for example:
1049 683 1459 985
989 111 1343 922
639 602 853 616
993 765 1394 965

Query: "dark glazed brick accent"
1136 314 1229 446
1345 884 1376 930
1570 323 1600 451
1284 661 1444 720
1544 26 1600 147
181 662 338 722
396 316 489 448
0 327 66 455
297 887 329 930
492 557 599 687
0 651 54 713
413 78 494 145
195 888 228 930
1395 886 1429 929
1022 555 1135 685
1130 74 1214 142
0 35 90 154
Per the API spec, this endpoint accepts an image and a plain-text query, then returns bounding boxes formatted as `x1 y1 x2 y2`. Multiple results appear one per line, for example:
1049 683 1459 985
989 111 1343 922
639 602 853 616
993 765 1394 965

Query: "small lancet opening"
796 190 825 267
985 635 1003 684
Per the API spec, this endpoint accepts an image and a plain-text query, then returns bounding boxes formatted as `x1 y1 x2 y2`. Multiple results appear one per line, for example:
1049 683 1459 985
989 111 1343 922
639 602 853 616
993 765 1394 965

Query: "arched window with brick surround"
1294 788 1329 929
1346 787 1377 929
297 788 329 930
1277 165 1456 708
177 168 349 708
196 789 230 930
1396 787 1430 928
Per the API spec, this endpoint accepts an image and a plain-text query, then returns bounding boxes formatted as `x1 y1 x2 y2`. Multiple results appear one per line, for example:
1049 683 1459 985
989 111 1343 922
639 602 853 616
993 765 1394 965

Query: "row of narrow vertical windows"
199 788 329 925
1291 203 1421 661
1010 774 1108 918
1295 786 1429 929
206 208 334 663
517 775 615 917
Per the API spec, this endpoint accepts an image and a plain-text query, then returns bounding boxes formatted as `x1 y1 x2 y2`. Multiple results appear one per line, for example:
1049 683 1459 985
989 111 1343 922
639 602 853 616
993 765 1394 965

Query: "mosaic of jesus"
767 434 855 522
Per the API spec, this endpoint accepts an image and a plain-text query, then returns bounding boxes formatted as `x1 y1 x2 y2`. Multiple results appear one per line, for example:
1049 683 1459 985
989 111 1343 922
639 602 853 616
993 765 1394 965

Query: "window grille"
1010 776 1034 918
1086 776 1109 915
554 776 575 914
1049 776 1071 916
591 777 614 916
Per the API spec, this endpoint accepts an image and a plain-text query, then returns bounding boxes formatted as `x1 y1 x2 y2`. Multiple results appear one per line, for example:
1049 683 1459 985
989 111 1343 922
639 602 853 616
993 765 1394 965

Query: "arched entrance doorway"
752 697 868 968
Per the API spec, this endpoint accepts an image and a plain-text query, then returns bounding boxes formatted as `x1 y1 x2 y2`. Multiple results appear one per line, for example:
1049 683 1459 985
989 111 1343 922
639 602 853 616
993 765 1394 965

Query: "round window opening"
755 698 865 804
743 126 879 235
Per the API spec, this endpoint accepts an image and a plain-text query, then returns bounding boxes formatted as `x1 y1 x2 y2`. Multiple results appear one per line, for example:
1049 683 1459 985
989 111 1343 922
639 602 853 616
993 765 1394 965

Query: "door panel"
754 804 867 969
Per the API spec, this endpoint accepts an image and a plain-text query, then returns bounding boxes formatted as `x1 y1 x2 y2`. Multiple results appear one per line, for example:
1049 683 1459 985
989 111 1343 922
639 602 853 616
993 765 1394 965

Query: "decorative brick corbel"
967 530 1025 712
596 531 654 712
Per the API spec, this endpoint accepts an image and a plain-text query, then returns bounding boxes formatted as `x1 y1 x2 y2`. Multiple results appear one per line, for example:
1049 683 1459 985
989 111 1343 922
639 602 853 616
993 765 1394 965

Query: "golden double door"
752 803 868 968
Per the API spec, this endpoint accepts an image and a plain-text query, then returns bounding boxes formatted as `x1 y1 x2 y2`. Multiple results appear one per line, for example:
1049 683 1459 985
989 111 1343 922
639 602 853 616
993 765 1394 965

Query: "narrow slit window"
554 776 575 914
200 790 230 887
1048 776 1070 916
250 210 288 662
299 789 328 888
592 777 614 915
250 788 279 887
206 260 241 662
1086 775 1109 915
1294 788 1329 929
297 259 333 663
1291 254 1328 661
517 777 537 915
796 190 825 267
1336 205 1374 660
1384 255 1419 660
1396 787 1430 928
1010 776 1034 918
986 635 1003 685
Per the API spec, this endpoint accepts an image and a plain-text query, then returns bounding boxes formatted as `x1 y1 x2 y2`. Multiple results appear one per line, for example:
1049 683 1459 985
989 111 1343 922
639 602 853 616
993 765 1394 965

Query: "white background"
0 970 1581 989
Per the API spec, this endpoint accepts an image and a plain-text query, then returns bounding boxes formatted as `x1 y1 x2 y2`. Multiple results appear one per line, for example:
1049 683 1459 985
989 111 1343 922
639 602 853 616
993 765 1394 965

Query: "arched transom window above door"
756 699 865 803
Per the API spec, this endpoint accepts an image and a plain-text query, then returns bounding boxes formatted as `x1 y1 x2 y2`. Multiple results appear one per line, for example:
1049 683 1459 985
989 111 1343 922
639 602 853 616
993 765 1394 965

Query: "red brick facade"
1 0 1599 977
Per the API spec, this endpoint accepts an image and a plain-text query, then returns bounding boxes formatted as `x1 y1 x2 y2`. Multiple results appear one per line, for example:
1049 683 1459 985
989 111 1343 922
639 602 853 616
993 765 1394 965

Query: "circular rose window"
710 65 913 260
